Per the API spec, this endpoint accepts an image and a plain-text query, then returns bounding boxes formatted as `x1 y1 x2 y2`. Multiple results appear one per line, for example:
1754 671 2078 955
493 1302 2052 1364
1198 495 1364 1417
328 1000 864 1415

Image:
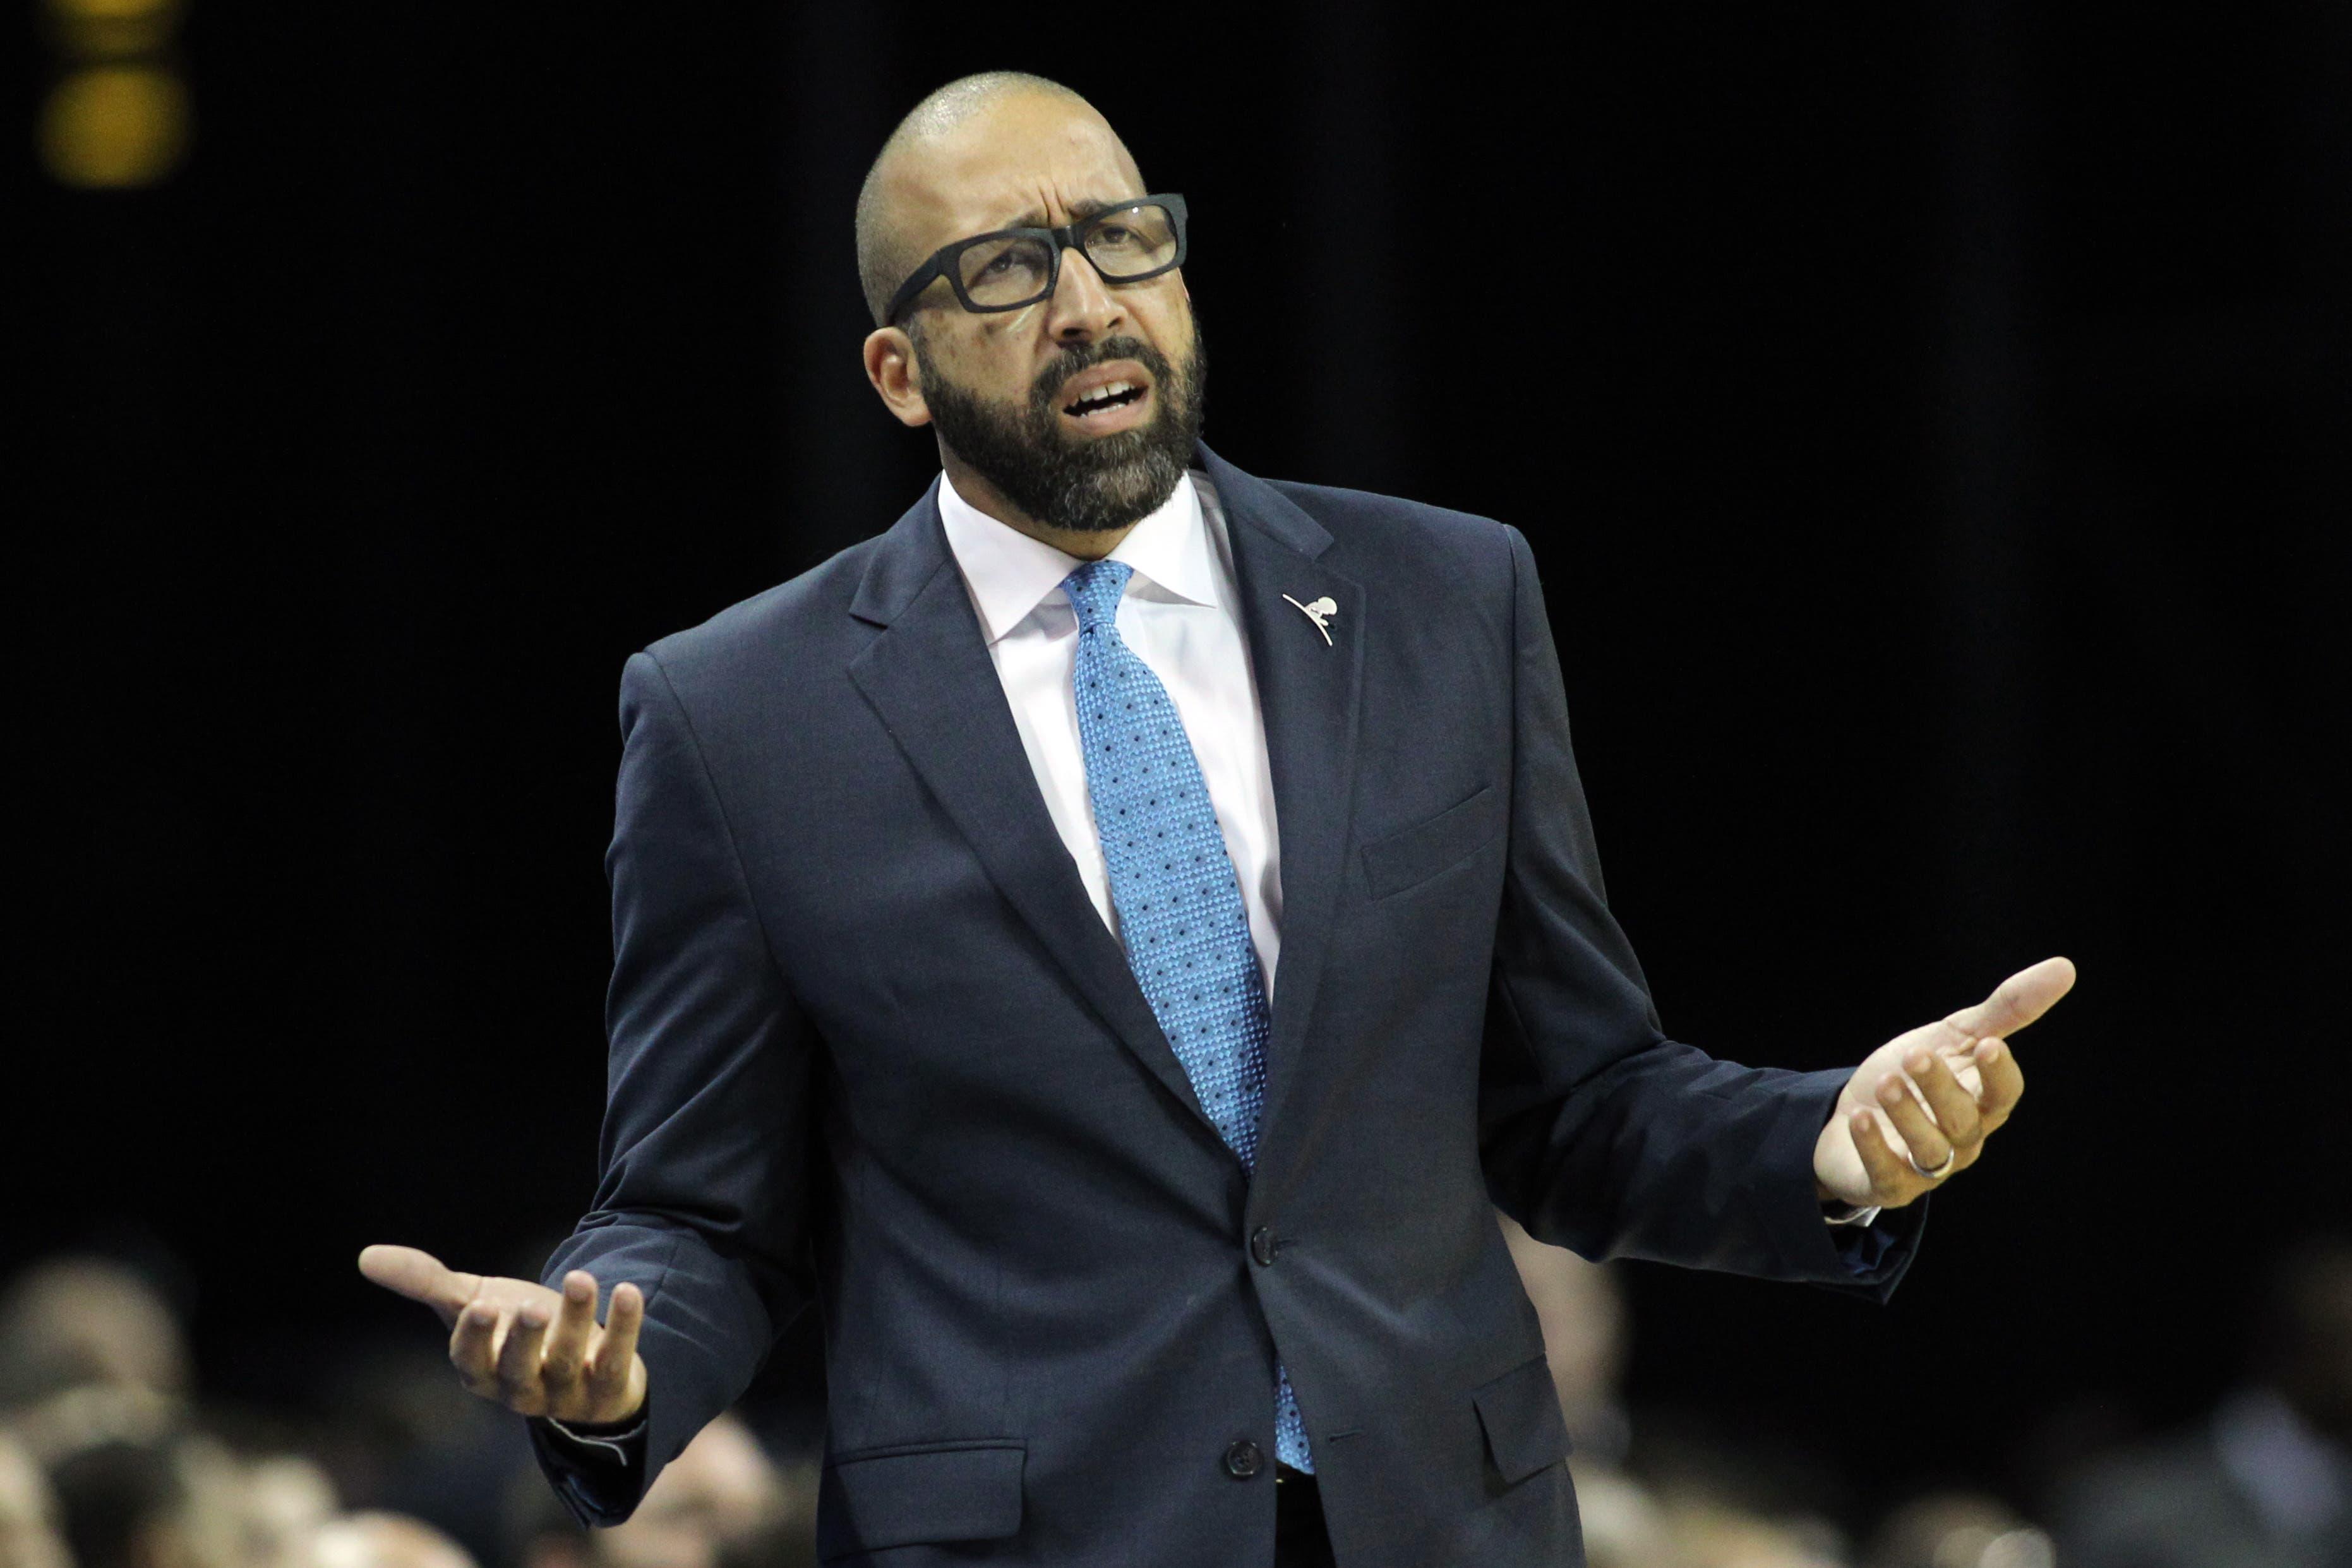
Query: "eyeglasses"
884 194 1189 326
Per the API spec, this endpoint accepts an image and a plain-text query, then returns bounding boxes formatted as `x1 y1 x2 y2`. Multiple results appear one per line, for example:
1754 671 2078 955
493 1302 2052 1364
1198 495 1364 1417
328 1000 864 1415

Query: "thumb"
358 1244 483 1326
1947 955 2077 1041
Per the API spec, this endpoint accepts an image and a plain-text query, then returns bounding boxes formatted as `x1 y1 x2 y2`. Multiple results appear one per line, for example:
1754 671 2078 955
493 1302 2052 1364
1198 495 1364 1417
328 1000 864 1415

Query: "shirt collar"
938 467 1221 645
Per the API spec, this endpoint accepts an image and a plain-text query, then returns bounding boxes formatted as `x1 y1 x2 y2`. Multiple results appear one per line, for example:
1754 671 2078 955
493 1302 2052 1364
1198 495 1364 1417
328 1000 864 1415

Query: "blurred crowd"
1504 1225 2352 1568
0 1252 815 1568
1 1228 2344 1568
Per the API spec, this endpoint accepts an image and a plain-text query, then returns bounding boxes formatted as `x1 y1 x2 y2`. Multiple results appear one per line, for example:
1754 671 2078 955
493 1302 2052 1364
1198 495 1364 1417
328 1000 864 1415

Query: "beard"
913 320 1208 535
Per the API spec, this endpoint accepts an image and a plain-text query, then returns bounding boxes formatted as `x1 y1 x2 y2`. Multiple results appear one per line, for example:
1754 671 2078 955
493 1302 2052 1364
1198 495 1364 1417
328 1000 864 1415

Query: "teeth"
1073 380 1134 409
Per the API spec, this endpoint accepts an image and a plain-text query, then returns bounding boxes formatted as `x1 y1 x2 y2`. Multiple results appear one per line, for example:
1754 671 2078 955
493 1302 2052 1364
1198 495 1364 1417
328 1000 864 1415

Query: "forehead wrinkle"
916 109 1144 241
948 159 1139 234
997 195 1128 230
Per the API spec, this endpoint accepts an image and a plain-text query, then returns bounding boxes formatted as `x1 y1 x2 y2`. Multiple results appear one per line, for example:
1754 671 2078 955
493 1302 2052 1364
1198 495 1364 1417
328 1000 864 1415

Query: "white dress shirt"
936 467 1286 999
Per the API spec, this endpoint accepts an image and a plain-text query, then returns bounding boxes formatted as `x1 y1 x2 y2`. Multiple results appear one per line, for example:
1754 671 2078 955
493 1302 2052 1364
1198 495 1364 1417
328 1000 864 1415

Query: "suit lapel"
846 453 1368 1175
1197 444 1367 1181
846 482 1218 1141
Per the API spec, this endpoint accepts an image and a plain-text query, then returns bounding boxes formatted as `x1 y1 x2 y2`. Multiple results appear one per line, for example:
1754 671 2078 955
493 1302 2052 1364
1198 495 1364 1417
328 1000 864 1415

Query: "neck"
938 449 1137 561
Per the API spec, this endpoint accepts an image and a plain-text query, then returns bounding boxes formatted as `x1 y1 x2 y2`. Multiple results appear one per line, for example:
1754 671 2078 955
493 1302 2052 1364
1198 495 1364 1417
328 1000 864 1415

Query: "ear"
863 326 932 428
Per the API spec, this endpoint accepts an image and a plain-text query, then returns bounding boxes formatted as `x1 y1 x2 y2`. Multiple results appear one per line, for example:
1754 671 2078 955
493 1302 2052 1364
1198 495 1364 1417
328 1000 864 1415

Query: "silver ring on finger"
1911 1146 1957 1180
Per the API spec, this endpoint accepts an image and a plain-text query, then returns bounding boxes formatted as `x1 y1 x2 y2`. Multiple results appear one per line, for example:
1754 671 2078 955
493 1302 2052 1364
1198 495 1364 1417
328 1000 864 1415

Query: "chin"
1058 460 1185 534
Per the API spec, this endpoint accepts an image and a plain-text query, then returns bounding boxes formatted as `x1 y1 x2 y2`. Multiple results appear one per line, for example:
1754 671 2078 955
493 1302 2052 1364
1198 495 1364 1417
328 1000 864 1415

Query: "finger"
1875 1070 1957 1175
1907 1049 1984 1153
585 1281 644 1410
448 1300 500 1397
1849 1108 1924 1206
1974 1036 2025 1132
540 1272 596 1394
496 1300 552 1411
359 1245 484 1326
1945 956 2077 1041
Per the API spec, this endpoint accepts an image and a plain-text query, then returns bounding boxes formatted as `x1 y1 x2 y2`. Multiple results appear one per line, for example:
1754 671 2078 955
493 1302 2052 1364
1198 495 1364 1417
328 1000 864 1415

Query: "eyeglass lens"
955 203 1179 308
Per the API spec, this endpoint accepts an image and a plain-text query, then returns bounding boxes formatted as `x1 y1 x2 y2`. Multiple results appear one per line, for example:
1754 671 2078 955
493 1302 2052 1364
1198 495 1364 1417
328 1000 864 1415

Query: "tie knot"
1060 558 1133 633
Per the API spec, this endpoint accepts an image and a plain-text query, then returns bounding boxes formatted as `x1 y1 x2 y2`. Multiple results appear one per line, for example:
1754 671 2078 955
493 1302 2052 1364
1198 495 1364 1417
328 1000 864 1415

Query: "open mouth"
1062 380 1148 417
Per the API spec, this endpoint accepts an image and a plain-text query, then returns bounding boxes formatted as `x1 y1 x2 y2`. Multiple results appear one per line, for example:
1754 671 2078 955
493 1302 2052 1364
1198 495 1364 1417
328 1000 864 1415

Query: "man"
360 72 2074 1567
311 1513 480 1568
0 1257 191 1410
2055 1237 2352 1568
0 1433 71 1568
510 1413 807 1568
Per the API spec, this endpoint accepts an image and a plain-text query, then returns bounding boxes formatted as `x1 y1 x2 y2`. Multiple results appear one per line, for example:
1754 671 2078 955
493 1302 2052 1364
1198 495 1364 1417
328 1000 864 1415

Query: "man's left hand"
1812 956 2077 1210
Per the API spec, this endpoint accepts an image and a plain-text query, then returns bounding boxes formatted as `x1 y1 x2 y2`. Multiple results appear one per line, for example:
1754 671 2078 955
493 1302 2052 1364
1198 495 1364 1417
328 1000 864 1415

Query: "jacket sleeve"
1477 523 1921 1298
531 650 822 1523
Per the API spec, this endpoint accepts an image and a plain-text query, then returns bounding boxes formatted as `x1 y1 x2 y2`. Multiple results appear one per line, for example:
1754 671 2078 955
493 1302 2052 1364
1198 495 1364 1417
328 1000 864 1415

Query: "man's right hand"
357 1244 649 1427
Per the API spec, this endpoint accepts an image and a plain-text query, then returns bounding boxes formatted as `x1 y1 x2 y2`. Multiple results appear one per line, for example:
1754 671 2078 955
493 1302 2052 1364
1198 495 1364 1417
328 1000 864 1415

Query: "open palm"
357 1244 647 1425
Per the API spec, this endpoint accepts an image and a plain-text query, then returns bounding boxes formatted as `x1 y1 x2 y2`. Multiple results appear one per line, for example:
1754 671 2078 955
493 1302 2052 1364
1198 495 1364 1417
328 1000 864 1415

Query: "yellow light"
49 0 177 16
42 0 182 57
39 64 189 188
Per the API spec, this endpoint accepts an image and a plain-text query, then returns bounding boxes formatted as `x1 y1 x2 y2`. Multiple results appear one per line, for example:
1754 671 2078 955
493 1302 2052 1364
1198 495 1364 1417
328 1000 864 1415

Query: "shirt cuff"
536 1410 647 1469
1822 1200 1917 1278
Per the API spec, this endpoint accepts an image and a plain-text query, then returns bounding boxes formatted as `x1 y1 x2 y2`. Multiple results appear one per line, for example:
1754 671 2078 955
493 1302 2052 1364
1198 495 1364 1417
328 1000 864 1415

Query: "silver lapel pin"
1282 594 1338 646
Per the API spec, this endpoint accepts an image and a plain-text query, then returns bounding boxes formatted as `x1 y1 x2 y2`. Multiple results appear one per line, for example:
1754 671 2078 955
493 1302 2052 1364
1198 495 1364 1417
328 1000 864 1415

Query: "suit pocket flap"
1472 1355 1572 1485
817 1441 1025 1559
1360 784 1503 900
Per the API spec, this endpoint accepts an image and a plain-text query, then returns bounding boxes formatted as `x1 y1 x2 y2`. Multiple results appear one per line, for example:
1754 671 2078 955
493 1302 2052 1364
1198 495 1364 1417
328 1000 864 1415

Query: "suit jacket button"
1250 1226 1276 1267
1223 1439 1265 1479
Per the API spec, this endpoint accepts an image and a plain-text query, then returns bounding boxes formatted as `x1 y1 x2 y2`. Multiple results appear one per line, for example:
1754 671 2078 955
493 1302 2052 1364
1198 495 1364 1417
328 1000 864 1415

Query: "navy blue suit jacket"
531 441 1918 1564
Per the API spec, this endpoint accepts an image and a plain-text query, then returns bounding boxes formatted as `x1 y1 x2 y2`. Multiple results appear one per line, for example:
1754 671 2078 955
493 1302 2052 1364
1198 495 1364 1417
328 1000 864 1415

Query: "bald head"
854 72 1144 326
0 1257 189 1406
311 1512 477 1568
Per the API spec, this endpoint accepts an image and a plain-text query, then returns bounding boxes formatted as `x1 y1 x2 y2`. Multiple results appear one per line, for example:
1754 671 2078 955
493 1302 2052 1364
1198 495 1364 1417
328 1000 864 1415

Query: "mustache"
1029 335 1175 410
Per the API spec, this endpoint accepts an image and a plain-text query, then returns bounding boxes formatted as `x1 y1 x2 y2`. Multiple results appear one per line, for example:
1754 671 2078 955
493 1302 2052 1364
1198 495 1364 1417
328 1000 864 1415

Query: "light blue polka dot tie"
1062 558 1313 1474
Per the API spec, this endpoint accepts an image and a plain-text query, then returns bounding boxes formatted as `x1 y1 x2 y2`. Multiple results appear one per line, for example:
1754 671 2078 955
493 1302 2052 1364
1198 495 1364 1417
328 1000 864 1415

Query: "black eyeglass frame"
883 193 1189 326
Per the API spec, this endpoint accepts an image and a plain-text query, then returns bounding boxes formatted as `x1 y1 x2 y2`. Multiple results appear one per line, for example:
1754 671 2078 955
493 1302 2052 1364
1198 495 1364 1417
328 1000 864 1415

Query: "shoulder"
2053 1432 2246 1554
1263 474 1511 556
630 534 891 705
1251 472 1526 613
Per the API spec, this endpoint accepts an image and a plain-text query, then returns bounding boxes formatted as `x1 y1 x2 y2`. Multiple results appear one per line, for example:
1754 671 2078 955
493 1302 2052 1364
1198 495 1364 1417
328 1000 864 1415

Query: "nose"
1043 243 1124 345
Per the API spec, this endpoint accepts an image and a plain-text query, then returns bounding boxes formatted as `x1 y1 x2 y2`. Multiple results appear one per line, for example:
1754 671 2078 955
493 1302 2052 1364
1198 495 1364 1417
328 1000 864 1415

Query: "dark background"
21 1 2349 1522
